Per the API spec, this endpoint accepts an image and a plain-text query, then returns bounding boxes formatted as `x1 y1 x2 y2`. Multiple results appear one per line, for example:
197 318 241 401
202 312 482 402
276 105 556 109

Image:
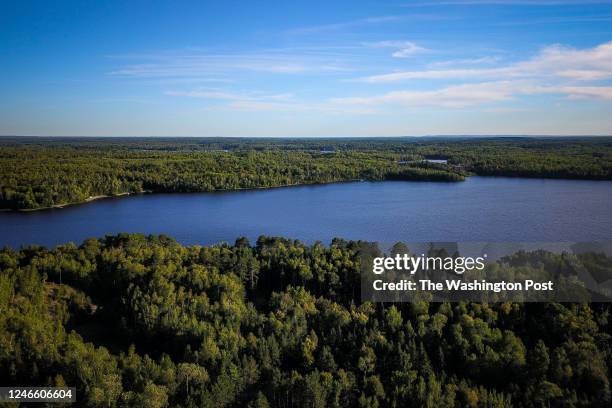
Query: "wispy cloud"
404 0 612 6
366 41 428 58
555 86 612 99
498 14 612 25
359 41 612 82
112 33 612 118
429 56 502 67
224 99 377 114
110 51 351 79
165 89 294 101
166 88 309 112
483 106 529 113
286 13 461 35
167 87 379 114
286 15 403 35
333 81 520 108
333 80 612 109
343 41 612 110
169 79 612 115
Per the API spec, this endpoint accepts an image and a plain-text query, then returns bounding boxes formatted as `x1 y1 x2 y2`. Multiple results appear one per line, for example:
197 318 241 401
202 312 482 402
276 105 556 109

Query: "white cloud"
429 56 502 67
159 41 612 115
110 52 349 79
333 81 519 108
360 41 612 82
287 16 403 35
363 68 498 81
333 81 612 108
165 89 303 112
405 0 612 6
555 86 612 99
165 89 294 101
368 41 428 58
165 90 244 99
225 99 377 114
227 100 306 112
483 107 529 113
166 87 376 114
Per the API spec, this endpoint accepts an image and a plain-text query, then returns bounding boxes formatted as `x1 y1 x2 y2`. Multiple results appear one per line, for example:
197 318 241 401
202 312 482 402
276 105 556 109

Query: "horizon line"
1 134 612 139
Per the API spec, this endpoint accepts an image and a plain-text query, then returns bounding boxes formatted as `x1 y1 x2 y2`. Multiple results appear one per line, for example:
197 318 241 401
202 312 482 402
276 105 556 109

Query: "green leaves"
1 234 612 406
6 137 609 210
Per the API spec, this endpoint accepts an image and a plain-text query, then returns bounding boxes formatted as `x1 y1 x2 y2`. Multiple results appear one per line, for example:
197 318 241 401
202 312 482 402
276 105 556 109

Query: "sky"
2 0 612 137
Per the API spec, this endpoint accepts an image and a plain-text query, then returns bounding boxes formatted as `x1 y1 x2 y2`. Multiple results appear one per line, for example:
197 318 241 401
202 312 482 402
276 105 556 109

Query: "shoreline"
4 180 378 212
5 176 466 213
8 172 608 213
15 191 149 212
7 181 373 212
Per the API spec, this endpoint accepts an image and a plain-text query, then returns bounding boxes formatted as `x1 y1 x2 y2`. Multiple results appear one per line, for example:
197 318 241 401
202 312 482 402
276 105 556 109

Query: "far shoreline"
13 191 149 212
4 177 459 212
4 173 612 213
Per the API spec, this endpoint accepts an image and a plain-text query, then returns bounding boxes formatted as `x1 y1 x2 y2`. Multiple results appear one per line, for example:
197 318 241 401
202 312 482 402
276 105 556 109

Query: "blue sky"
2 0 612 136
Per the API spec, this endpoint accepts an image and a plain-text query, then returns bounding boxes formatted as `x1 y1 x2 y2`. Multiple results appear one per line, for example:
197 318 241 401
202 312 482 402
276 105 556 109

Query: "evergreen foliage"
1 234 611 407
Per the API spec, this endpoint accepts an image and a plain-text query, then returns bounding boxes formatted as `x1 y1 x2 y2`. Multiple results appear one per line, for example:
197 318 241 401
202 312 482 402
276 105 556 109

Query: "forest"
1 137 611 210
1 233 611 407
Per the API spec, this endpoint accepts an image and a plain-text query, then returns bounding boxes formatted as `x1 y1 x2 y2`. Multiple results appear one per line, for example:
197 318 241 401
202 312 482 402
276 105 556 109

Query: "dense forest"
1 233 611 407
1 137 611 210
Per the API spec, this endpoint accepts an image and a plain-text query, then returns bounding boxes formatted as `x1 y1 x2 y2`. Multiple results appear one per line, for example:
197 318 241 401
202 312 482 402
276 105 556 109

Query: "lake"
1 177 611 248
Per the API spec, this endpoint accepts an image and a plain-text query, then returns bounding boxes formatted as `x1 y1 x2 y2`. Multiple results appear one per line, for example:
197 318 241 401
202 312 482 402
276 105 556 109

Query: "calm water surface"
1 177 611 248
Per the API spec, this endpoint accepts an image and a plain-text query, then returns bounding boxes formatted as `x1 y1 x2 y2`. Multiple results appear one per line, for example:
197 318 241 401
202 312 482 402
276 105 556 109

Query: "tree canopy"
2 137 610 210
1 233 611 407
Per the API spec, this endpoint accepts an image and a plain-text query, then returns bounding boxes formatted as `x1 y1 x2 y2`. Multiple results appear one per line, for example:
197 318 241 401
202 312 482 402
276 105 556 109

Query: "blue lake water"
1 177 611 248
